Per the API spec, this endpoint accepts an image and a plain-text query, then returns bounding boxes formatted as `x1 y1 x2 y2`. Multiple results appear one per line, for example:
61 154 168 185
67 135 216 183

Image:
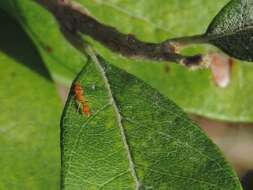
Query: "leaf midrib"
86 47 141 190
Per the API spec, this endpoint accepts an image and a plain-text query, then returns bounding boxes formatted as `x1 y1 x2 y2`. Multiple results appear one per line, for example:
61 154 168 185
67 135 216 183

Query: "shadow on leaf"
0 10 51 80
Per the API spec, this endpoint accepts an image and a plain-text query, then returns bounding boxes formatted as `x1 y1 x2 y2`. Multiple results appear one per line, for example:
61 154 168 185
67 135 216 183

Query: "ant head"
74 83 83 91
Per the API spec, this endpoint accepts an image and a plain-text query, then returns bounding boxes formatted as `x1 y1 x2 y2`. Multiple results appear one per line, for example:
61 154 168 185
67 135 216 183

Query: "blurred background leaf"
0 10 61 190
1 0 253 122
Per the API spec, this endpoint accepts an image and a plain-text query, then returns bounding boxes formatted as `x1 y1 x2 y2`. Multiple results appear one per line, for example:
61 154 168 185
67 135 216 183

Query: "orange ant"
74 83 91 117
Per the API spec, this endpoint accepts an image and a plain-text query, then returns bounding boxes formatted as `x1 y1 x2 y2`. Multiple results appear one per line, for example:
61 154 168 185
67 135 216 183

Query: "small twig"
36 0 210 68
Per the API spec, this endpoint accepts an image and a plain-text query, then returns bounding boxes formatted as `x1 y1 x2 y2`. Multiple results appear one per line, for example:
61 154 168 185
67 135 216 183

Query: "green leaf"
0 11 61 190
0 0 86 85
61 53 242 189
207 0 253 61
2 0 253 122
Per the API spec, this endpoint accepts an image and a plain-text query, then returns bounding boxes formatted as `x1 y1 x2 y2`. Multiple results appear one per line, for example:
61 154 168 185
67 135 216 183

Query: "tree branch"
37 0 209 67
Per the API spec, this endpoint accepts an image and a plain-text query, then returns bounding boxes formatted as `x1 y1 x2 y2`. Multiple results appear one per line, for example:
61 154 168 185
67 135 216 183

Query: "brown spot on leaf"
164 63 171 74
45 46 53 53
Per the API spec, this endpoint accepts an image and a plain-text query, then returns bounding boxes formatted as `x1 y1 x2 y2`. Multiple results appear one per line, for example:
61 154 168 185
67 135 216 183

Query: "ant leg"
76 101 82 114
